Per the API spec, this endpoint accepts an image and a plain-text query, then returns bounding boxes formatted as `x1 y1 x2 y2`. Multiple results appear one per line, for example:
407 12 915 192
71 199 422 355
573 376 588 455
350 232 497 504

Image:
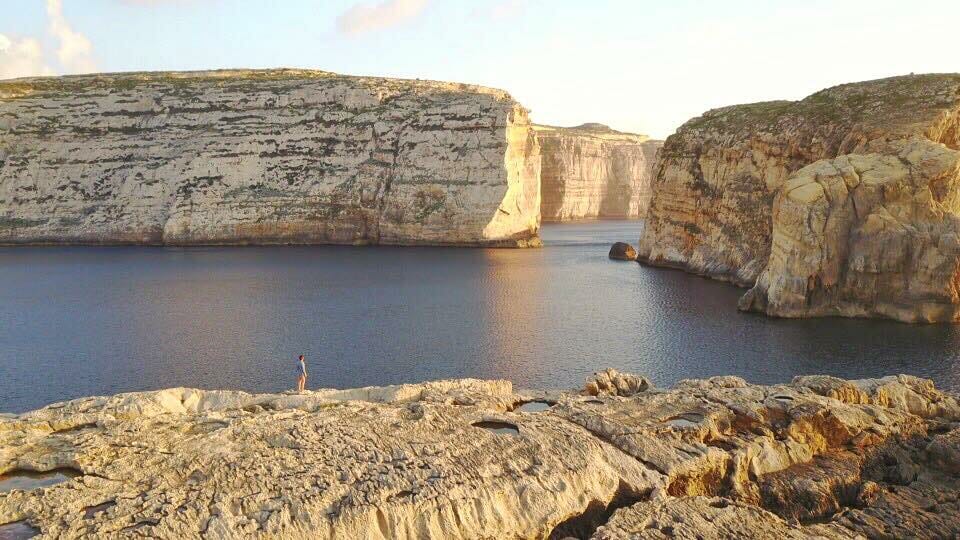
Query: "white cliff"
0 69 542 247
535 124 661 221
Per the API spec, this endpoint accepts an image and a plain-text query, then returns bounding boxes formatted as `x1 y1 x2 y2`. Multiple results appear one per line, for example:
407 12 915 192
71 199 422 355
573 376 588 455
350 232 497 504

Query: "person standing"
296 354 307 392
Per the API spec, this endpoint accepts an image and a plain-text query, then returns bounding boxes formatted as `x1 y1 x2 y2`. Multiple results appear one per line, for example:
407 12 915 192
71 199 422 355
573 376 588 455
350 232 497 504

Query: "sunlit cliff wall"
0 69 541 247
639 74 960 322
535 123 661 221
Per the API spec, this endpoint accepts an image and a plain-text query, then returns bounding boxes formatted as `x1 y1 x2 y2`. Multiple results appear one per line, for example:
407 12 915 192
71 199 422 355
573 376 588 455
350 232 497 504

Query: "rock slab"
2 372 959 538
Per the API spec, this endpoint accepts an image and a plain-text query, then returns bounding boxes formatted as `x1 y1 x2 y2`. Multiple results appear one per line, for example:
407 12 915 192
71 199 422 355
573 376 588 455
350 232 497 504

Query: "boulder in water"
609 242 638 261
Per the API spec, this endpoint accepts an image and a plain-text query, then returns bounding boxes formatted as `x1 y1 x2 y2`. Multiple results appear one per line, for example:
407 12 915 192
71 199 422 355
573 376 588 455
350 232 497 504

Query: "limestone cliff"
740 139 960 322
2 371 958 538
535 123 661 221
638 74 960 322
0 69 542 247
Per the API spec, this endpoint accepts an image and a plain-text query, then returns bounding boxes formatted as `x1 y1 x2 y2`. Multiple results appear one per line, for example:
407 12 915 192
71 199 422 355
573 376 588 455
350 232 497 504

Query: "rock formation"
740 139 960 322
535 123 661 221
0 69 542 247
2 372 959 538
585 368 650 396
608 242 638 261
638 74 960 322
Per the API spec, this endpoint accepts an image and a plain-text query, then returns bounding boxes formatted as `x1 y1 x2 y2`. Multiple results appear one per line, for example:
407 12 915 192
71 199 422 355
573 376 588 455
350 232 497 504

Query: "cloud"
46 0 97 74
118 0 210 4
0 34 54 80
487 0 526 20
337 0 429 36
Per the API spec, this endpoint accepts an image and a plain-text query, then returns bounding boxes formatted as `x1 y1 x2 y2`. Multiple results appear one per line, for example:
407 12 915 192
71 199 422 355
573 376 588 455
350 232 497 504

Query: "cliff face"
638 74 960 322
535 123 661 221
740 139 960 322
0 69 542 247
2 372 958 538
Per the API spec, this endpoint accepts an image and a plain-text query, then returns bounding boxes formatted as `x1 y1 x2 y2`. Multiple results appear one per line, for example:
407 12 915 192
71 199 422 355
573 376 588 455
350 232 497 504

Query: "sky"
1 0 959 139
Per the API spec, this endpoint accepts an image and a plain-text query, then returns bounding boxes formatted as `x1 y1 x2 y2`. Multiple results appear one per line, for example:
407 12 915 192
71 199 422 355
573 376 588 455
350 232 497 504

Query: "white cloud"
46 0 97 74
337 0 429 36
0 0 98 79
0 33 54 80
118 0 209 4
487 0 526 20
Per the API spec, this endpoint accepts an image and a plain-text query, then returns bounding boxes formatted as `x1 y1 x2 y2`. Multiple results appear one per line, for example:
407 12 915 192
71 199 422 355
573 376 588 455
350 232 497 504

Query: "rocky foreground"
638 74 960 322
535 124 662 222
0 69 541 247
2 371 959 539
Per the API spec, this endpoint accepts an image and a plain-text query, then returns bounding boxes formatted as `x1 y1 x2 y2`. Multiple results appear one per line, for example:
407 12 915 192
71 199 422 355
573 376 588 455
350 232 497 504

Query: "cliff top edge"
0 67 518 103
533 122 659 143
679 73 960 136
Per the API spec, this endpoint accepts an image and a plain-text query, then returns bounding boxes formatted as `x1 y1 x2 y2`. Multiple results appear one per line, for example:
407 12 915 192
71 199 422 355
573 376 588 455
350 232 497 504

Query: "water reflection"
0 520 39 540
122 248 286 393
631 262 960 389
0 469 80 493
1 221 959 414
472 421 520 436
514 401 553 413
477 248 548 384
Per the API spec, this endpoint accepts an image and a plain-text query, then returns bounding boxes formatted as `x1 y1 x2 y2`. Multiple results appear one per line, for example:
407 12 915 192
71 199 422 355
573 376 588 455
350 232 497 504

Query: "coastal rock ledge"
2 372 959 538
0 69 541 247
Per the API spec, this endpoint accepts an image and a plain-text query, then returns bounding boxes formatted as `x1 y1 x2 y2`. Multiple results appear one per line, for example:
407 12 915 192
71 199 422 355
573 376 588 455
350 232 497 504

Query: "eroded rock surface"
535 124 661 221
1 372 958 539
0 69 541 247
740 138 960 322
585 368 650 396
638 74 960 321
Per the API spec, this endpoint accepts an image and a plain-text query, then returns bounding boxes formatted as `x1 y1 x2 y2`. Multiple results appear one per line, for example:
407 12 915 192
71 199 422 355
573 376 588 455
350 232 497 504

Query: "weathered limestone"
575 373 960 539
0 69 542 247
535 123 661 221
2 371 958 538
584 368 649 395
740 138 960 322
0 379 657 539
638 74 960 322
592 497 855 539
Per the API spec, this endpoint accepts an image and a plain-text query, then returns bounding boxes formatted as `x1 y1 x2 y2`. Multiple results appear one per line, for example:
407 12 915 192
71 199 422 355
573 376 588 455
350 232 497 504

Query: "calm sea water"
1 221 959 413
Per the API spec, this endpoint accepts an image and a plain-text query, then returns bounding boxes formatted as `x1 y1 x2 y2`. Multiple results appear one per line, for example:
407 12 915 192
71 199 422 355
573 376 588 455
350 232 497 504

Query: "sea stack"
0 69 542 247
608 241 638 261
638 74 960 322
535 123 661 221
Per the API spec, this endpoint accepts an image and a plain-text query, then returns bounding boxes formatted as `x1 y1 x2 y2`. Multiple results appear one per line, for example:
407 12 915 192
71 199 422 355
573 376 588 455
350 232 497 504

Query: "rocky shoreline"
2 370 959 538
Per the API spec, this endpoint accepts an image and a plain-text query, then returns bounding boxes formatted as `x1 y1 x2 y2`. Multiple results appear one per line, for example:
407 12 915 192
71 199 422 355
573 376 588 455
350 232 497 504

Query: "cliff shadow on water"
633 261 960 390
